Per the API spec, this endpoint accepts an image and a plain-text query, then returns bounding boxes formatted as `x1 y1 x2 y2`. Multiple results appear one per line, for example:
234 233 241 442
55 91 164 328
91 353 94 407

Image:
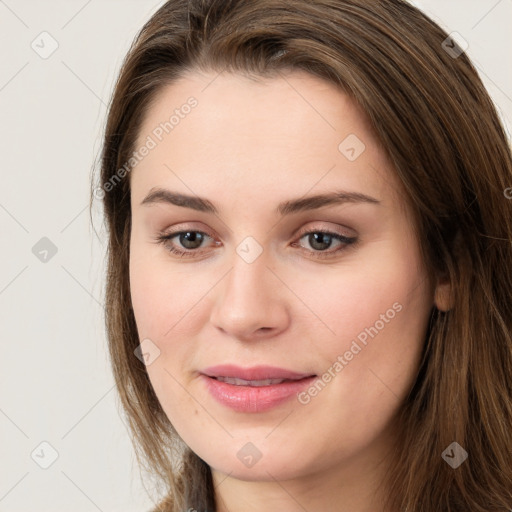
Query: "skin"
128 69 452 512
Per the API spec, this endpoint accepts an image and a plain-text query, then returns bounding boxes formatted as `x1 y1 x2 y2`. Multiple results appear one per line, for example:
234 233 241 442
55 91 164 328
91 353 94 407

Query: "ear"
434 274 453 312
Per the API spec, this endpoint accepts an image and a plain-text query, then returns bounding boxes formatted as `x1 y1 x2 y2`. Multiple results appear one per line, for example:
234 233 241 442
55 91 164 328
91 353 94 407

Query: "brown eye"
154 230 215 258
178 231 206 250
306 232 335 251
294 229 358 259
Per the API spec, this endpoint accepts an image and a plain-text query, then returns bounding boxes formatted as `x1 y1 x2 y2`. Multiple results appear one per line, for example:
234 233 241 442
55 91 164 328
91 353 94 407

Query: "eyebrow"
140 187 381 215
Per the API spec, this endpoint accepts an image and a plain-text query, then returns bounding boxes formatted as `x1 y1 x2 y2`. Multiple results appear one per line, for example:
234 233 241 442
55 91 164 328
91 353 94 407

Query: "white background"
0 1 510 511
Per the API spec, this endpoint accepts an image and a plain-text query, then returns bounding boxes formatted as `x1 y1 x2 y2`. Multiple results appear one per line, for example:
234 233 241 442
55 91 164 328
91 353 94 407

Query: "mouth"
213 376 300 386
202 364 315 382
200 365 317 412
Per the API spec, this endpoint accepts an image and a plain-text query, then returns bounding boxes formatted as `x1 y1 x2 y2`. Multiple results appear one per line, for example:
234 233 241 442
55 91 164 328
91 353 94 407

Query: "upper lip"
201 364 315 381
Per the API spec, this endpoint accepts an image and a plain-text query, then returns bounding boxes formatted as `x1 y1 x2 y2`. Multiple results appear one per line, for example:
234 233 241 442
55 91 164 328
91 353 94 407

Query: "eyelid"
158 221 355 244
155 221 358 259
294 223 356 240
159 222 217 240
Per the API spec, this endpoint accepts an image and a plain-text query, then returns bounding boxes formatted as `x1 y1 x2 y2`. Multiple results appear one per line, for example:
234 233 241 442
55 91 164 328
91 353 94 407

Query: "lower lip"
201 375 317 413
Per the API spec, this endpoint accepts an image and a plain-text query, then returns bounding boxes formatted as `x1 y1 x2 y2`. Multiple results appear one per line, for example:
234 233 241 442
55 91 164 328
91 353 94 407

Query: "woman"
93 0 512 510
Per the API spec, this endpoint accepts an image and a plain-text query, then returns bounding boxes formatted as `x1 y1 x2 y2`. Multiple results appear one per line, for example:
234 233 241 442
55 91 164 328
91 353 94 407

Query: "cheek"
129 252 209 437
129 259 166 339
295 243 431 407
296 256 429 356
284 278 429 461
129 236 207 339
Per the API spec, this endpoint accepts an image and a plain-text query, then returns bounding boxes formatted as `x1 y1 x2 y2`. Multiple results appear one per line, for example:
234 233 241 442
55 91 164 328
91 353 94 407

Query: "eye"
292 228 357 259
154 230 217 258
153 227 358 259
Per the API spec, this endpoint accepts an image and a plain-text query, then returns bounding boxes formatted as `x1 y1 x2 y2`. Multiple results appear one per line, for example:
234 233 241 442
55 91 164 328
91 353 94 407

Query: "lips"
200 365 317 413
215 376 290 386
202 364 314 382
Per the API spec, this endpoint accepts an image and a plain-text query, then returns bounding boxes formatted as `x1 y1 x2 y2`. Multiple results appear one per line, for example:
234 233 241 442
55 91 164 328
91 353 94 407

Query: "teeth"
216 376 287 386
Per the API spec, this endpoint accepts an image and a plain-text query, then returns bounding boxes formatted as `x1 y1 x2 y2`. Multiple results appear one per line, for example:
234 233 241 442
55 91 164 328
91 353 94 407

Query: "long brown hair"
92 1 512 510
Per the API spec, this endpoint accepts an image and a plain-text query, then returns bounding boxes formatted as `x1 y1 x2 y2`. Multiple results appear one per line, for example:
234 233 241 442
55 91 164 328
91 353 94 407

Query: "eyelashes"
153 227 358 260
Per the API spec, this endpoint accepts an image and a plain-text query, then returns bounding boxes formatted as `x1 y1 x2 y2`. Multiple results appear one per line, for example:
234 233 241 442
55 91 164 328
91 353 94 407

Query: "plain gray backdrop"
0 1 510 511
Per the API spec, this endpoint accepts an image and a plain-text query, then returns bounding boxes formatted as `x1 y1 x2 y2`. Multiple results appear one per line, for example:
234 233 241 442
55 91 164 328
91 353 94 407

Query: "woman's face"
129 69 438 490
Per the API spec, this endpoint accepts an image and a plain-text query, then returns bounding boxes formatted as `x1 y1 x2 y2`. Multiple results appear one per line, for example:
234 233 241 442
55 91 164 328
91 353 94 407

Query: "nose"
209 250 290 341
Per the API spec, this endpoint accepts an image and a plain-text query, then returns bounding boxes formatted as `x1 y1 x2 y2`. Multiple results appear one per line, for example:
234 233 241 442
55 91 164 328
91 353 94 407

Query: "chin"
201 439 316 482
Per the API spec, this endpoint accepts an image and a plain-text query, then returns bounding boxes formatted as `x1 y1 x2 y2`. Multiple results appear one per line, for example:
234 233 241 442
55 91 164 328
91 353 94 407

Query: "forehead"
130 69 405 211
137 68 375 145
